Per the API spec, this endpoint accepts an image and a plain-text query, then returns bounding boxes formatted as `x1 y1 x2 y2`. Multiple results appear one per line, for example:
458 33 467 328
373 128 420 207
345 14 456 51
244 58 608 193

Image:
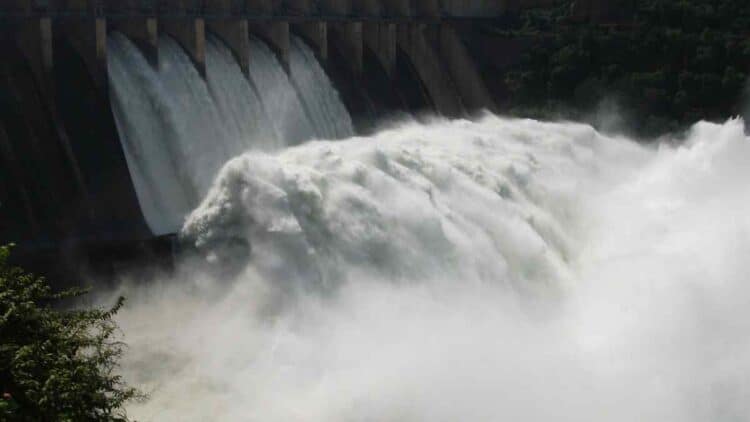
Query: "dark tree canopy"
0 245 142 421
494 0 750 137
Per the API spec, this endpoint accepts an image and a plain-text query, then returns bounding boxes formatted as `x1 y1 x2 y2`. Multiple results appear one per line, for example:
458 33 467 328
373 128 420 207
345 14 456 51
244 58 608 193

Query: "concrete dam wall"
0 0 618 277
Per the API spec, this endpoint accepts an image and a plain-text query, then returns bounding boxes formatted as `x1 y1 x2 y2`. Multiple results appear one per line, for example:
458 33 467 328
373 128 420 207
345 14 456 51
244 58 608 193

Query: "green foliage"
501 0 750 137
0 245 142 421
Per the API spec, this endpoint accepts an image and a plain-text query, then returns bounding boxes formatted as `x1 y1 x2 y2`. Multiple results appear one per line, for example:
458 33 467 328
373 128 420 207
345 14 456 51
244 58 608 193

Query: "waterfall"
150 36 234 200
108 32 353 235
114 116 750 421
205 36 280 153
108 33 195 234
245 35 318 144
289 36 355 140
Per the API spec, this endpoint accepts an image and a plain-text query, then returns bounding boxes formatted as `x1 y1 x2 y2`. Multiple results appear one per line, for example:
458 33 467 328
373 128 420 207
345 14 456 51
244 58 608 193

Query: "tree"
0 245 142 421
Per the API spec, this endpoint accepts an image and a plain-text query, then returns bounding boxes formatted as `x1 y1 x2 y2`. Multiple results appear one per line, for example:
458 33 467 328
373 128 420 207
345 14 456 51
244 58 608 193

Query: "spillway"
109 33 196 235
289 36 355 140
108 33 353 235
244 35 317 145
205 36 280 153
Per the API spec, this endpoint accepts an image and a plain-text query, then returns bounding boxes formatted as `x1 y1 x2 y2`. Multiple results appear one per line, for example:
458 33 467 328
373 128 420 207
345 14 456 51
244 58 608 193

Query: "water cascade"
289 36 355 140
109 33 198 235
112 116 750 422
108 33 353 235
204 36 280 154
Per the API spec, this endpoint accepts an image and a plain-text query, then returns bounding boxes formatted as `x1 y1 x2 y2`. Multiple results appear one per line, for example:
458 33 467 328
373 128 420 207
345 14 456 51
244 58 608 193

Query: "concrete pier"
60 15 108 88
397 24 463 117
363 23 396 76
106 2 158 65
15 17 54 88
162 19 206 76
208 19 251 75
439 25 496 112
330 22 363 75
294 22 328 60
249 21 290 68
110 18 159 66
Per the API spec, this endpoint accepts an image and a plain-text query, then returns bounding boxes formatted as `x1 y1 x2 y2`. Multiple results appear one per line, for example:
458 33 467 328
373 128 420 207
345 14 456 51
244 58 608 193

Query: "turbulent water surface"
110 116 750 421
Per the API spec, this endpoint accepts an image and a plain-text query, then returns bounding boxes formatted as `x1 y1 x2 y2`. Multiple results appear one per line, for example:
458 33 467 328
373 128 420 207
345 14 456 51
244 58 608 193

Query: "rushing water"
289 36 355 140
109 116 750 421
245 35 318 145
108 33 196 233
108 33 353 235
205 36 280 154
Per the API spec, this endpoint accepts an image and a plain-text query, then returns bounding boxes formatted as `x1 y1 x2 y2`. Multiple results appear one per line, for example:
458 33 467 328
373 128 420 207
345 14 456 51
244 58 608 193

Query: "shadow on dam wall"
319 26 434 133
0 30 163 285
1 2 574 283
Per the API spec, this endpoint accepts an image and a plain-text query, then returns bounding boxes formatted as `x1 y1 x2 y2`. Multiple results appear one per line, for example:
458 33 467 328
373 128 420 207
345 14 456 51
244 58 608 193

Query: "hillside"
467 0 750 137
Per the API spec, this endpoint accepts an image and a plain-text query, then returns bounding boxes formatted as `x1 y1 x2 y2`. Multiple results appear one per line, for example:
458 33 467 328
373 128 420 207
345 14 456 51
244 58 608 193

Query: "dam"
3 2 750 420
0 0 611 278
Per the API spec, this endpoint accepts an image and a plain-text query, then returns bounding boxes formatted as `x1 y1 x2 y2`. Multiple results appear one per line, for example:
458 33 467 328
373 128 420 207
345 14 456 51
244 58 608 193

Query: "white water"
205 36 280 153
109 33 196 233
289 36 355 140
109 33 352 235
111 116 750 421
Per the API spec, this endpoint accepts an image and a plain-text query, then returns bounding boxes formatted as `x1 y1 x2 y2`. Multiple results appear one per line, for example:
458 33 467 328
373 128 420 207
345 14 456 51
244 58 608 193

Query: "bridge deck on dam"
0 1 531 19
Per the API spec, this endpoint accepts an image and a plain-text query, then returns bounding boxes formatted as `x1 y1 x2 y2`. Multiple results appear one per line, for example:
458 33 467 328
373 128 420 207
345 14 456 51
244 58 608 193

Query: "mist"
106 116 750 421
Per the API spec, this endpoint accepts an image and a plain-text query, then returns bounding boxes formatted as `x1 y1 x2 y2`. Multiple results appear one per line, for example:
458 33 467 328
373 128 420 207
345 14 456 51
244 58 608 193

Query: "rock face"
571 0 635 23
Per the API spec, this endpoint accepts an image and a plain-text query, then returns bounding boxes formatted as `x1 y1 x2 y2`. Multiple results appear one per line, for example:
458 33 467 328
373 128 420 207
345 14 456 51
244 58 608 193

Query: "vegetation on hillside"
0 245 141 421
498 0 750 136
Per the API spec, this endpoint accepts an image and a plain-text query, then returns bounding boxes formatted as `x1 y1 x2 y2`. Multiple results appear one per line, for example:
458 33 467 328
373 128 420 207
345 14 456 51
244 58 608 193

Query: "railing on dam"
0 0 536 20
